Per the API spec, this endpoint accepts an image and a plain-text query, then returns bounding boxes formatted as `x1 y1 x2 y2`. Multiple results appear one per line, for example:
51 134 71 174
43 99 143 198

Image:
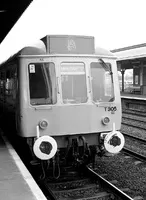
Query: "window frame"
90 61 115 103
28 62 57 106
60 62 88 104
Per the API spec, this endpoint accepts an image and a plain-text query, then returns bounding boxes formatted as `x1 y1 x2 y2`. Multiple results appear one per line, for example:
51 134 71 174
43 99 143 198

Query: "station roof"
111 43 146 70
111 43 146 61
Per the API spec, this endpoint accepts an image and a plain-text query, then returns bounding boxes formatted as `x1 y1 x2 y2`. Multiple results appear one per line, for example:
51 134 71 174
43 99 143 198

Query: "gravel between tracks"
122 124 146 140
94 153 146 199
125 137 146 156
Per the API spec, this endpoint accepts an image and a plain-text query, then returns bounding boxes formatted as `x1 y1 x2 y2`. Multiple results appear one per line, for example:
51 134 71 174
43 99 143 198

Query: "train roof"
19 44 115 58
20 35 115 58
0 35 116 65
95 47 115 57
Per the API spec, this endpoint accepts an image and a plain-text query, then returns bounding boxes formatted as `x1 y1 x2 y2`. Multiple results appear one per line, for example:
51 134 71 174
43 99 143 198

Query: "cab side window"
28 63 57 105
29 64 47 99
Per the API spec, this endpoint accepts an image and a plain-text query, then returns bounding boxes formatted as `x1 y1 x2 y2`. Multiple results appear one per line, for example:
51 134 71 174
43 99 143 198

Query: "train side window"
5 67 17 104
90 62 114 102
28 63 56 105
0 71 5 98
5 70 11 95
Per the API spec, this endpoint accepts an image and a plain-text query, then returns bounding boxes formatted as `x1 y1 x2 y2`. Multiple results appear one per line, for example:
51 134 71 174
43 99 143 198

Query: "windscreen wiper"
98 58 113 75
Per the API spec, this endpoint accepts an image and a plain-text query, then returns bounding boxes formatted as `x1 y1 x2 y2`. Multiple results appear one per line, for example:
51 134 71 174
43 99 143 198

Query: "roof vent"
41 35 95 54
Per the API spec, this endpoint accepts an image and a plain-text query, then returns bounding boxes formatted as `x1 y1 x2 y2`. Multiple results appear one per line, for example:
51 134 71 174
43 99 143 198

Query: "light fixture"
39 120 48 129
102 116 110 125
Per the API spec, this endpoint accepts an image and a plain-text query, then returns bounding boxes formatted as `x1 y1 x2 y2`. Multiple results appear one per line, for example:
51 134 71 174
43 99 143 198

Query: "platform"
0 129 47 200
120 92 146 100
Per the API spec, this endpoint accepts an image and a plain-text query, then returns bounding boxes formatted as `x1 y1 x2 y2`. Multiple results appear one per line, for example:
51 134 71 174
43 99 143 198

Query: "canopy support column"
121 69 125 92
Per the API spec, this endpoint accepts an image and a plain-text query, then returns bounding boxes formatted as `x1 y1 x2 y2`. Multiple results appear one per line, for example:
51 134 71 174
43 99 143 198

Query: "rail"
85 166 133 200
122 132 146 143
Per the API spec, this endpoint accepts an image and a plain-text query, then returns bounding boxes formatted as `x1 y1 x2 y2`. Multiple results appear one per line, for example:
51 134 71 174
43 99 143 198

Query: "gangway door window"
28 63 57 105
90 62 114 102
61 62 87 104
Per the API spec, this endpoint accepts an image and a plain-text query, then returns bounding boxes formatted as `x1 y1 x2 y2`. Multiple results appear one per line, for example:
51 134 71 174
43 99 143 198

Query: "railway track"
122 109 146 118
40 165 133 200
122 132 146 143
122 112 146 123
122 147 146 161
122 117 146 130
122 132 146 161
122 115 146 124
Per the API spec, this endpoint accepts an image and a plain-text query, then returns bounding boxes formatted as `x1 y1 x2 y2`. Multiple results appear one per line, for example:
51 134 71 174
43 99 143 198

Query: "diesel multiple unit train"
0 35 124 175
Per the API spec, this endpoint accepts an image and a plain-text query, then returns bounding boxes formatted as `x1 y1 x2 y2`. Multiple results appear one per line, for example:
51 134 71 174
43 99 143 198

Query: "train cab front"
20 55 125 166
18 35 125 173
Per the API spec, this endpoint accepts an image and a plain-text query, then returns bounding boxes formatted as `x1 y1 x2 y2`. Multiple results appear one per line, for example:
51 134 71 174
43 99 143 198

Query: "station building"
111 43 146 95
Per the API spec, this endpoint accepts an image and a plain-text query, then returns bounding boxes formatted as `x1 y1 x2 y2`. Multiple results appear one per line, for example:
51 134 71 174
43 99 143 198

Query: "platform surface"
0 129 47 200
120 92 146 100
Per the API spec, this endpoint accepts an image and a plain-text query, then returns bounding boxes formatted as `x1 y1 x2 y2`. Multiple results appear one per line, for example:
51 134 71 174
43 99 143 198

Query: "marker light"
33 135 57 160
104 131 125 154
102 117 110 125
39 120 48 129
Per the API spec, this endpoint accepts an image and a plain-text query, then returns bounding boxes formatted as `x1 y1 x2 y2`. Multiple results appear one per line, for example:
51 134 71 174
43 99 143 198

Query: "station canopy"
111 43 146 71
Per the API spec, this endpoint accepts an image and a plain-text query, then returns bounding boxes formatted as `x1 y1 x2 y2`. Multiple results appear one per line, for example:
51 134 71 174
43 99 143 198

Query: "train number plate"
104 106 117 112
